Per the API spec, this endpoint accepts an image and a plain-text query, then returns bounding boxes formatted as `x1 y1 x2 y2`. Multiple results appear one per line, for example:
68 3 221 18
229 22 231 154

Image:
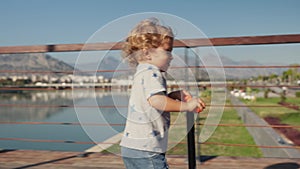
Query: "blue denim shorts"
121 146 169 169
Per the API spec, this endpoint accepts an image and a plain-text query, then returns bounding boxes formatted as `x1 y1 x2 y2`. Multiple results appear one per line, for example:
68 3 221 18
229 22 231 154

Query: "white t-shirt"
120 63 170 153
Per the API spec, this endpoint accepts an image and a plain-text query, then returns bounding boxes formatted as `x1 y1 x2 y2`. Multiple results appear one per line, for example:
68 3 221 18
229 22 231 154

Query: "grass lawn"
168 99 263 157
199 105 262 157
104 96 265 157
242 97 300 130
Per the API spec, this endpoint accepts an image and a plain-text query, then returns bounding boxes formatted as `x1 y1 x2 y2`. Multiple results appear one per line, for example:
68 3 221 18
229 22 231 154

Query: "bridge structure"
0 34 300 169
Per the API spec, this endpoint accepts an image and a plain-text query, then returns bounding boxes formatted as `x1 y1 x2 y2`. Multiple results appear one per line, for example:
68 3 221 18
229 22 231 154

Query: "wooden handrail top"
0 34 300 54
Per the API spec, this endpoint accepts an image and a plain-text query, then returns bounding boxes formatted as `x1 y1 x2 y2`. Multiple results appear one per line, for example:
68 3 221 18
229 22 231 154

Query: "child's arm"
148 94 205 113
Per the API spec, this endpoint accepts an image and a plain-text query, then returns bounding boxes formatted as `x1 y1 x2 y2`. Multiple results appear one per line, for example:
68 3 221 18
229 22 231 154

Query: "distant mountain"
75 55 134 78
75 54 288 80
219 56 287 79
2 53 286 80
171 54 287 80
0 53 75 76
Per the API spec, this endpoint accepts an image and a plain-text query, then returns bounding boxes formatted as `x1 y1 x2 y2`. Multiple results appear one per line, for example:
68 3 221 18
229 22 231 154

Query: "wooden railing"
1 33 300 169
0 34 300 54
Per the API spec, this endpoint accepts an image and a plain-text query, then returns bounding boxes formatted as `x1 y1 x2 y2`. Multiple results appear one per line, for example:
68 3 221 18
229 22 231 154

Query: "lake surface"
0 89 128 152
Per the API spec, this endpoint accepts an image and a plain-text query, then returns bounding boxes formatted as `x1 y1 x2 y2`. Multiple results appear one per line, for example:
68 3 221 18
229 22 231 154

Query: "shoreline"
85 133 123 153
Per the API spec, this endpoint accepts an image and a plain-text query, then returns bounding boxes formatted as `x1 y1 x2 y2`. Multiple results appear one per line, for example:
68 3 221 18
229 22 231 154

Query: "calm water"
0 89 128 152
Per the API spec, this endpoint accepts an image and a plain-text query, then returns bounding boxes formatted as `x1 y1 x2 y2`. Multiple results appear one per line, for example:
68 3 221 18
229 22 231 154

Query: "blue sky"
1 0 299 64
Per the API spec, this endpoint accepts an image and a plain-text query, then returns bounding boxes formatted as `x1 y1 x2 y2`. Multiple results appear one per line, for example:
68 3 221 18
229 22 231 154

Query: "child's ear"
143 49 152 60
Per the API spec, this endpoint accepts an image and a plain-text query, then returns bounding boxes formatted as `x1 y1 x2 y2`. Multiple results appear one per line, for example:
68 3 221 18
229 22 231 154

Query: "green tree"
282 64 300 84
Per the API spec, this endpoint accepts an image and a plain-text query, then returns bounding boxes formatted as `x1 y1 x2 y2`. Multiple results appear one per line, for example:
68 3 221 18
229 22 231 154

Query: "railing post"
195 48 201 164
185 47 196 169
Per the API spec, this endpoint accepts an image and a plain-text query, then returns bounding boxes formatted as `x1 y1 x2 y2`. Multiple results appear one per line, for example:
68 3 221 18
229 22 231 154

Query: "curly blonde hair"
122 18 174 67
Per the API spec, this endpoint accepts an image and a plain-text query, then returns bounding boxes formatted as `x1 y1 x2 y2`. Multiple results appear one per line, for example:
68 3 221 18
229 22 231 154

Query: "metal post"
185 47 196 169
195 48 201 163
187 115 196 169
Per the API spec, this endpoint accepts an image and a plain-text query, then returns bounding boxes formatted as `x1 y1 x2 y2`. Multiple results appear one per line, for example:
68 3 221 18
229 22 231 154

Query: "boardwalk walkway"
0 149 300 169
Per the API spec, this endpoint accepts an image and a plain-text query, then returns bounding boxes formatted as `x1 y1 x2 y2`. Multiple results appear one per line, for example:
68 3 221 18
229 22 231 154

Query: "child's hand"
181 90 192 101
184 95 205 113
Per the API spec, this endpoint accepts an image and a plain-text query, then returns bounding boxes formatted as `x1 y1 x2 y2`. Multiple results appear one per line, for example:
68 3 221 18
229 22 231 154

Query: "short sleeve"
143 70 166 99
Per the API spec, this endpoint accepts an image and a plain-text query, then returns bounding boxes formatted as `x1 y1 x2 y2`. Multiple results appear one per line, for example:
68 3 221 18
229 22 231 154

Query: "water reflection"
0 90 128 121
0 90 128 151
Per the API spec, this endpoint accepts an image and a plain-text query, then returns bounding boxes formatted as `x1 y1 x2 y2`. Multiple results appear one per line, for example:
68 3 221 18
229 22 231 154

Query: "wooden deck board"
0 150 299 169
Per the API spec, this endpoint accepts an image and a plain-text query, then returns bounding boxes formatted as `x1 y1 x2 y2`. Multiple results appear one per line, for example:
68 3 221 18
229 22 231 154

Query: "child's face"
148 39 174 72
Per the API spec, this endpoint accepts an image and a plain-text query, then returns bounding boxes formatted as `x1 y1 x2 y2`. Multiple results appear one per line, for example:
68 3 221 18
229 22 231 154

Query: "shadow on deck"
0 150 299 169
